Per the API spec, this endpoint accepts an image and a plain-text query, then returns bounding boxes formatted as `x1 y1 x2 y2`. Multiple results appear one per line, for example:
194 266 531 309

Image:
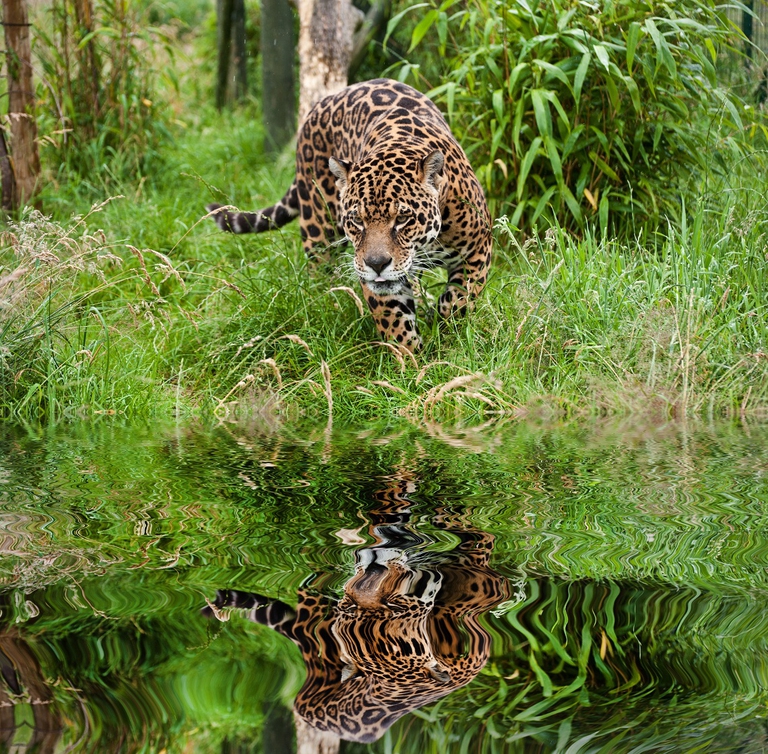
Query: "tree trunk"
231 0 247 100
3 0 41 206
742 0 754 59
73 0 99 133
0 129 16 210
261 0 295 153
0 633 62 754
297 0 362 124
216 0 234 109
216 0 247 108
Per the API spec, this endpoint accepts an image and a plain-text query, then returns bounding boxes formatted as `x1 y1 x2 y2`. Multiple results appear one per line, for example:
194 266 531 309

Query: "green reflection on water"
0 419 766 753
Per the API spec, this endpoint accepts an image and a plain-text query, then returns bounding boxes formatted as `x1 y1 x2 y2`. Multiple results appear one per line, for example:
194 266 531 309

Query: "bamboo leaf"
544 90 571 133
545 136 564 185
531 185 556 225
573 51 591 107
493 89 505 122
531 89 552 138
560 184 583 224
508 62 530 97
594 43 610 70
409 9 439 51
599 188 610 235
645 18 676 76
517 136 543 200
589 150 620 182
626 21 641 70
605 74 619 112
384 3 428 48
533 59 572 91
623 75 641 113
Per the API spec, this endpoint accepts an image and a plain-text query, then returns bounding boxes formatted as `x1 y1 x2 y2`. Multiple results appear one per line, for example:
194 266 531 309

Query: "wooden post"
3 0 41 207
261 0 295 152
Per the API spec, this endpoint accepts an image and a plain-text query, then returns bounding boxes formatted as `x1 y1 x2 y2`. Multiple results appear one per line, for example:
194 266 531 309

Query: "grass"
2 70 768 423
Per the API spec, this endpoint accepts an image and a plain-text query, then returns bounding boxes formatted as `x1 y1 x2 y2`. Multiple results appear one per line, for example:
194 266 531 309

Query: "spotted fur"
207 78 493 351
204 481 508 743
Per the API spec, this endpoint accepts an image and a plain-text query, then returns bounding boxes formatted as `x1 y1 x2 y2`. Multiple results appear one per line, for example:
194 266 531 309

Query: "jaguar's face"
329 151 444 295
340 554 442 611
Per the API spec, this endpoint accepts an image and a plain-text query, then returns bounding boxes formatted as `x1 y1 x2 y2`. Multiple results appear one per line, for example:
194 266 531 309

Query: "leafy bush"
392 0 754 233
34 0 175 181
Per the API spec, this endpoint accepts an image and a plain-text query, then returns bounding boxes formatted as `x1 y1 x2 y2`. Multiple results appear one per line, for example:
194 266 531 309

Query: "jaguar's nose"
365 253 392 274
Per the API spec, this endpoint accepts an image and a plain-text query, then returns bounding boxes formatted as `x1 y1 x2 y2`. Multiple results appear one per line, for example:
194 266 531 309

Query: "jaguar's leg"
438 239 492 319
297 173 342 268
360 279 421 352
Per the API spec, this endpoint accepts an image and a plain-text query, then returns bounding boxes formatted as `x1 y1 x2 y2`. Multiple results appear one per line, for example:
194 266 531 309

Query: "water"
1 419 767 753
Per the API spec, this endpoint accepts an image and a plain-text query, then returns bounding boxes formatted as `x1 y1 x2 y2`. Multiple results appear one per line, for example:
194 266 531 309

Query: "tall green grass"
3 99 768 422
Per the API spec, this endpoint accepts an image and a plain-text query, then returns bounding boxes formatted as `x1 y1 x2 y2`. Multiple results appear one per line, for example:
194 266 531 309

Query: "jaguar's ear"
341 662 359 682
328 156 350 192
421 150 444 192
428 664 452 684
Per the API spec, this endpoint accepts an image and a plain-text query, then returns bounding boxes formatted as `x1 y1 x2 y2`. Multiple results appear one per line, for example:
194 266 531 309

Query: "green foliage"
33 0 175 180
392 0 756 233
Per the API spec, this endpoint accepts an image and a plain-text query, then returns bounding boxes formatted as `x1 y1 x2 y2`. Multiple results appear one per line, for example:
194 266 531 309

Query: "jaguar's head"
329 150 444 294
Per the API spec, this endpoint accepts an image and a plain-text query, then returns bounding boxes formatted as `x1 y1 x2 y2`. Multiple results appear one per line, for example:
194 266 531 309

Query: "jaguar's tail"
206 179 300 234
201 589 297 638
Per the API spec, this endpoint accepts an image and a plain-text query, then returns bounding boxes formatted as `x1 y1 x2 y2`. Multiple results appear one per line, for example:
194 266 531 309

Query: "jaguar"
203 476 508 743
206 78 493 352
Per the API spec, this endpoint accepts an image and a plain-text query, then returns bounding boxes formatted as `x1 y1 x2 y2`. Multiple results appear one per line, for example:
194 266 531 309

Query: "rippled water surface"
1 419 767 753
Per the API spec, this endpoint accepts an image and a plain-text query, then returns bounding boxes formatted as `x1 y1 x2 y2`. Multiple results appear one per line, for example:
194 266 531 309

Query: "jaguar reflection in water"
204 474 509 743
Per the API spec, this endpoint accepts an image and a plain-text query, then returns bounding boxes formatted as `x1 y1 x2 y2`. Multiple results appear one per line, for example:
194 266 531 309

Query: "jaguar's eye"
395 214 413 228
346 214 363 230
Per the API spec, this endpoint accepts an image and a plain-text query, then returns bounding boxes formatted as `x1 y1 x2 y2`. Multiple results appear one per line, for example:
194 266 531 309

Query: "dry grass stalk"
516 303 536 343
0 265 27 291
220 279 246 299
178 305 201 332
423 372 485 419
329 286 365 316
455 390 497 407
235 334 263 357
321 360 333 418
281 334 314 355
372 380 407 395
415 360 464 385
127 245 160 296
214 373 256 418
169 203 239 255
371 341 418 371
1 208 123 309
259 358 283 390
204 597 231 622
142 247 186 290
